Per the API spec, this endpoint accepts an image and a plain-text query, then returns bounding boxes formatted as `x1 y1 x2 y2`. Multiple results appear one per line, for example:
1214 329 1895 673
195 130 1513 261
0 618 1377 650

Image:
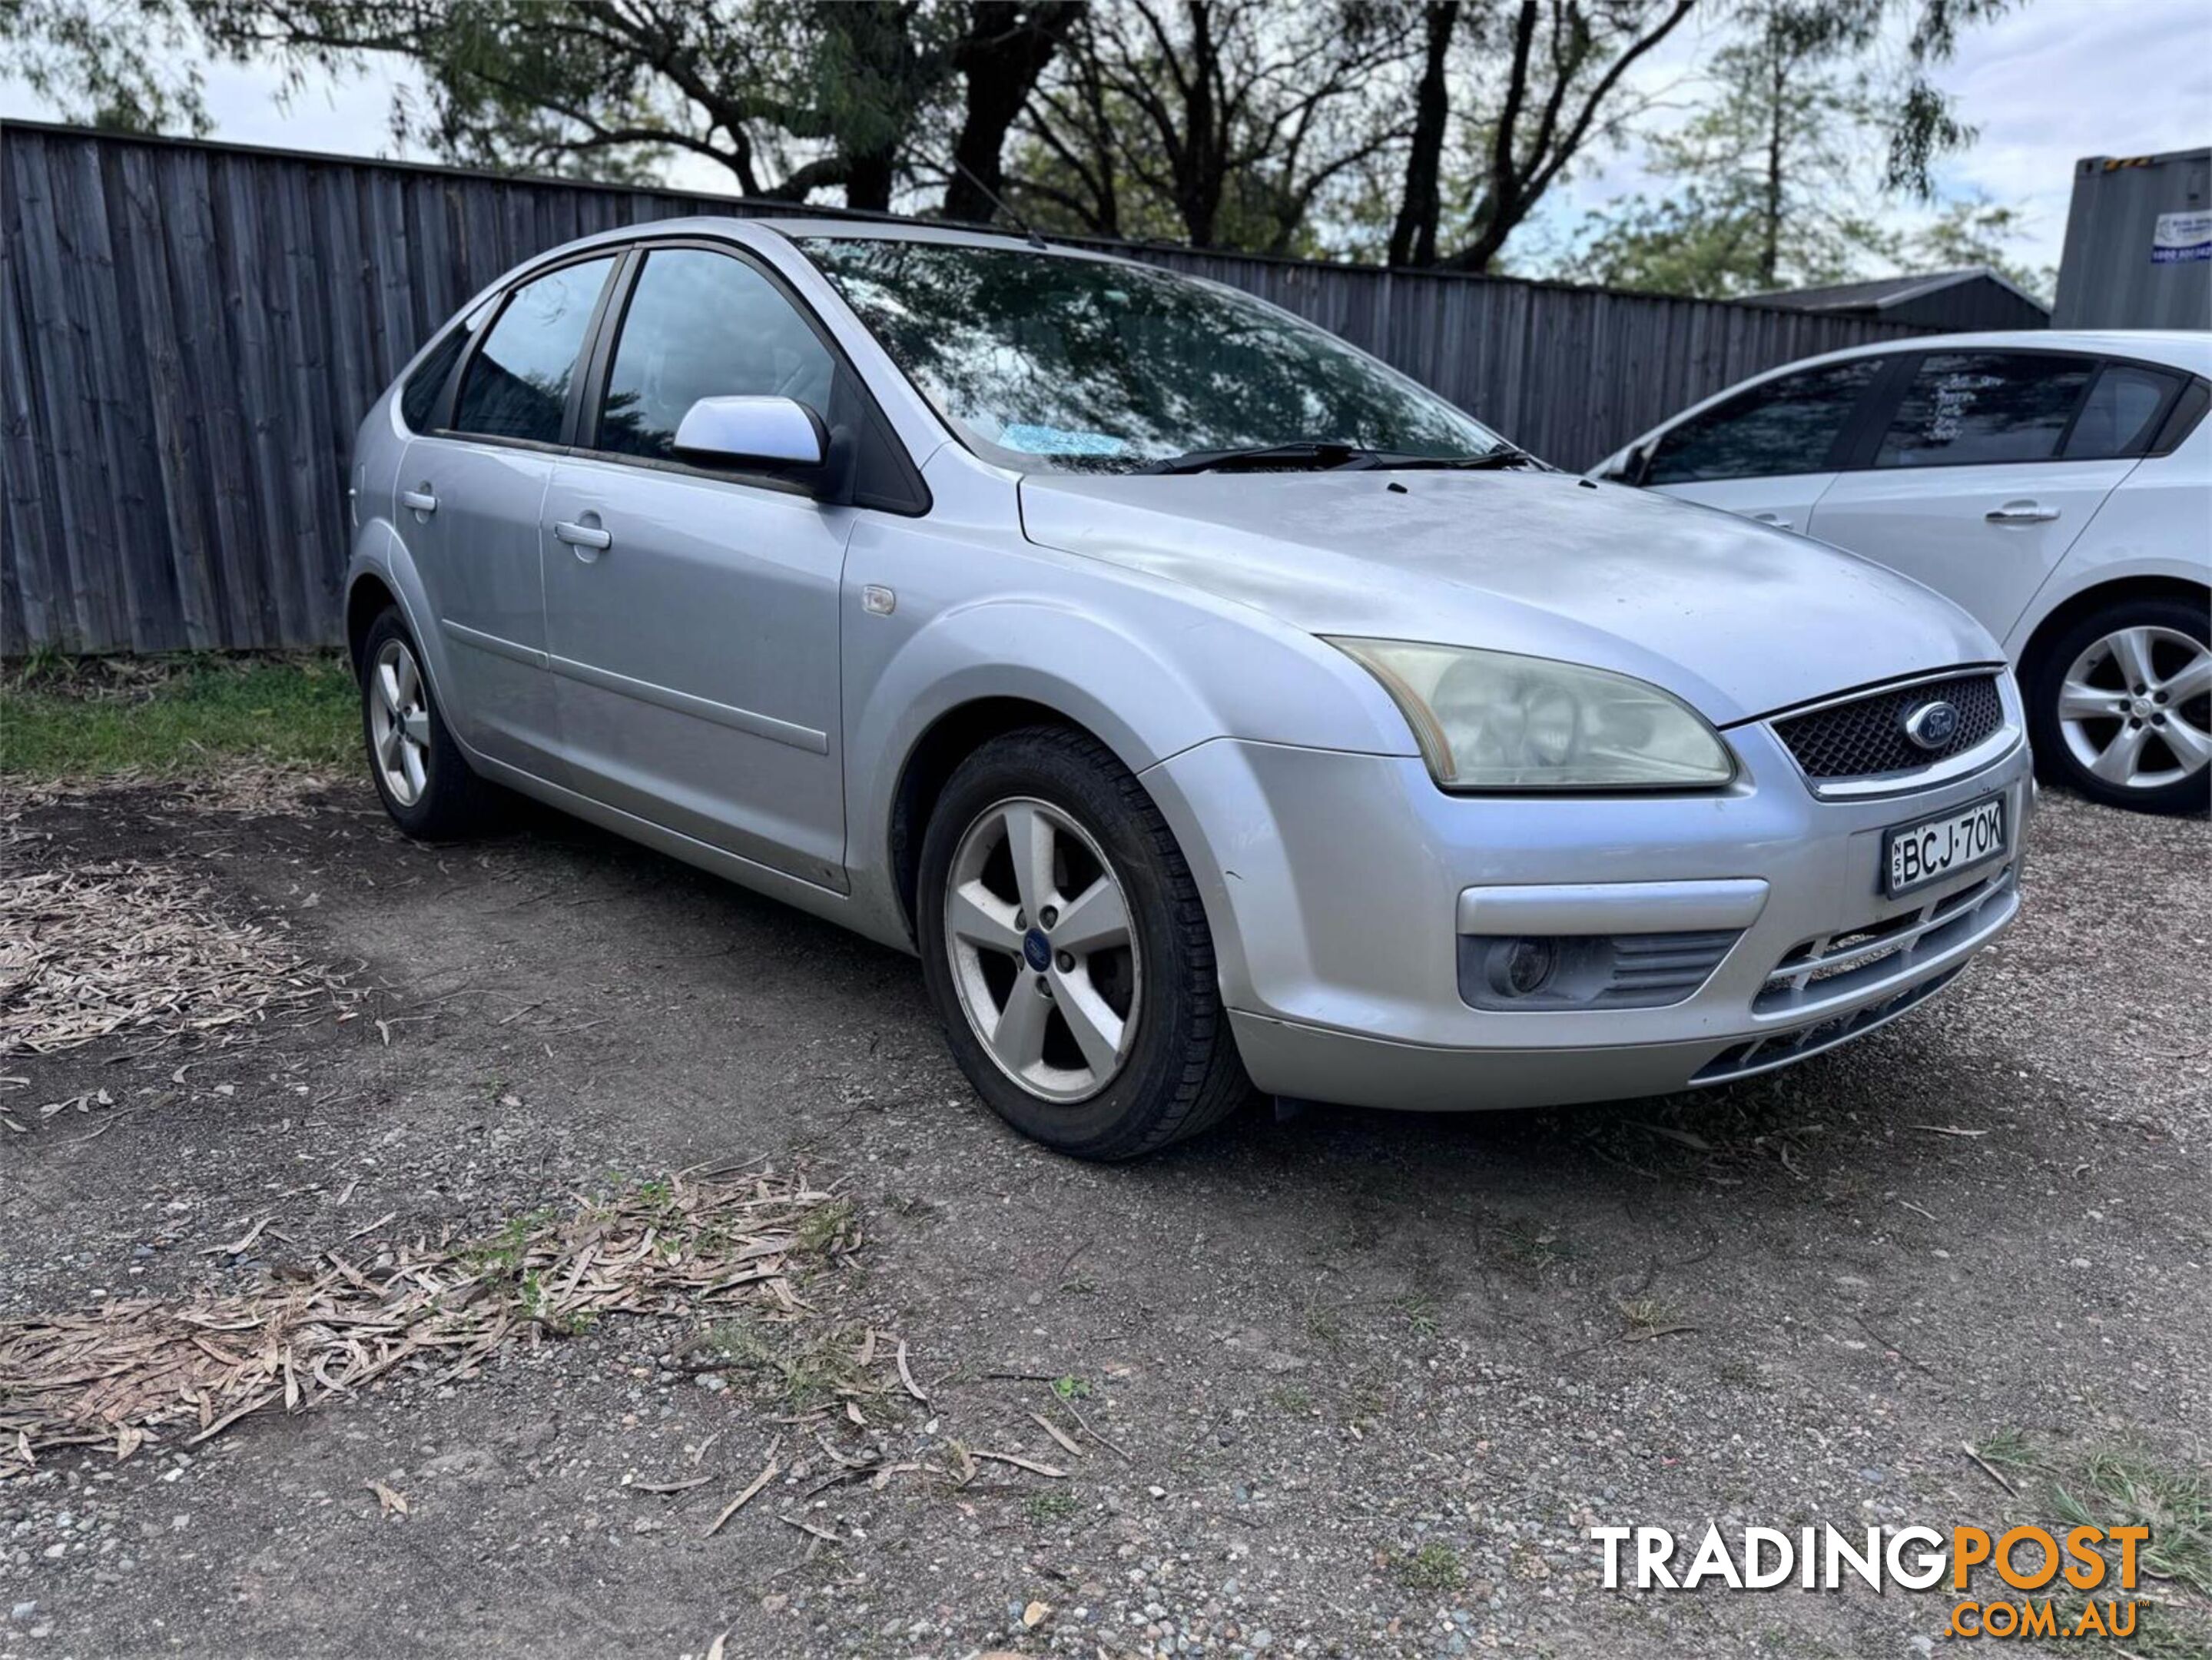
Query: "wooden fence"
1 121 1920 654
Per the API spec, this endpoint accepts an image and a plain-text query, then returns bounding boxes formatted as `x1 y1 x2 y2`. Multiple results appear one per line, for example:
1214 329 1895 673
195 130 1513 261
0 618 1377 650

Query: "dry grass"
0 840 357 1061
0 1168 844 1478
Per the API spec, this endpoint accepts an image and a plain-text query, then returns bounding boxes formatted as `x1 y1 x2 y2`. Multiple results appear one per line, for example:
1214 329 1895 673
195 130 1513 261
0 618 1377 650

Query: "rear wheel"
360 608 500 840
917 726 1252 1159
2029 594 2211 814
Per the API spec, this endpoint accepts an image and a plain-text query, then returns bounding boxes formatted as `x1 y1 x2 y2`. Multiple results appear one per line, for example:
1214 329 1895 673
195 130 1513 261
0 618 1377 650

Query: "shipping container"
2052 148 2212 329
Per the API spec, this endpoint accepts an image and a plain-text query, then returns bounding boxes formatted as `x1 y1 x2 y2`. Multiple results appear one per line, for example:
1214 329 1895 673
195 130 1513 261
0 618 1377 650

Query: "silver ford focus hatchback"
346 219 2031 1159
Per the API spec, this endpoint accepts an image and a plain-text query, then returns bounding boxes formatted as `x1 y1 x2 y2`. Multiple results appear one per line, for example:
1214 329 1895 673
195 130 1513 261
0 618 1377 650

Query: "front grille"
1773 672 2004 779
1754 865 2015 1015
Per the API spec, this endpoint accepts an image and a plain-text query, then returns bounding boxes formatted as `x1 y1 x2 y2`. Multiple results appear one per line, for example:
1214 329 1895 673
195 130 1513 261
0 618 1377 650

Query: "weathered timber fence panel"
1 121 1921 654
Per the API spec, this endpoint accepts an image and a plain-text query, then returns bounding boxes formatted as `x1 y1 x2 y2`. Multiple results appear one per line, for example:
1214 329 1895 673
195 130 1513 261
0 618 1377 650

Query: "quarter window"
595 249 836 460
1872 351 2095 468
2062 362 2183 459
452 257 615 443
1643 359 1883 485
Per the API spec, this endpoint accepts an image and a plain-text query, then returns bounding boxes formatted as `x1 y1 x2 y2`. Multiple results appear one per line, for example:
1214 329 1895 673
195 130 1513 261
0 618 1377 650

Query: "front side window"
1644 359 1884 485
452 257 615 443
798 237 1507 473
594 249 836 460
1873 351 2095 468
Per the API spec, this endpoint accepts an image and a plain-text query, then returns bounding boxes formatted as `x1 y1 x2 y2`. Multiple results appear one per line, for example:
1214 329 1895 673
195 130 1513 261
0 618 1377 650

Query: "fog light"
1485 937 1559 1000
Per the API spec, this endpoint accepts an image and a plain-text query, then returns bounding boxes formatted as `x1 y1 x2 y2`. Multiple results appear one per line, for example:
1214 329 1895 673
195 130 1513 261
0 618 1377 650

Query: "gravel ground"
2 777 2207 1660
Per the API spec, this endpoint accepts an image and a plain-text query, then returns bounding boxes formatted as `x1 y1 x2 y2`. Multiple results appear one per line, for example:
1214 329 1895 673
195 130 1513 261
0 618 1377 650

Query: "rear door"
1640 355 1891 534
540 243 854 888
397 254 618 778
1805 350 2179 639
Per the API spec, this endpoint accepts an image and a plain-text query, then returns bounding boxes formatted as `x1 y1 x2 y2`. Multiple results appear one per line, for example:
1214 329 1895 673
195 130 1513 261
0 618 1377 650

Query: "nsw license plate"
1884 795 2005 898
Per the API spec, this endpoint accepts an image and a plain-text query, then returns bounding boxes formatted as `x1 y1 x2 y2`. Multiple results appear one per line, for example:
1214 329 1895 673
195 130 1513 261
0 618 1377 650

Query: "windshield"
798 237 1511 474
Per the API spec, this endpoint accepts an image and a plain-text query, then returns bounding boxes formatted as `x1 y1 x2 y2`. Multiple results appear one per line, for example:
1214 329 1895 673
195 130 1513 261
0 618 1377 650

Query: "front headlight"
1328 639 1736 791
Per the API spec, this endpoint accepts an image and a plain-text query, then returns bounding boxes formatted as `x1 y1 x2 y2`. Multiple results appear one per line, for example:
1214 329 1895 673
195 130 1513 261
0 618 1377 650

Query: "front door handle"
1986 501 2059 524
554 520 613 553
1749 511 1792 530
400 487 438 515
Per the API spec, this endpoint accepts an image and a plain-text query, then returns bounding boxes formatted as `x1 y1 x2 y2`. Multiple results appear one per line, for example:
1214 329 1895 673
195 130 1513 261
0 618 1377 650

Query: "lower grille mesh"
1755 865 2015 1015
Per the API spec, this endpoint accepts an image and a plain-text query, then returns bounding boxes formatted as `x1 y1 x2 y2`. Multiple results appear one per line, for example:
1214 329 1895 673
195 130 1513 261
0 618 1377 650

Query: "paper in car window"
996 424 1127 456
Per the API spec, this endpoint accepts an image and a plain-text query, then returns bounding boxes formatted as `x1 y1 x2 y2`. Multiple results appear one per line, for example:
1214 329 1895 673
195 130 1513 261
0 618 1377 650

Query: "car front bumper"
1141 717 2031 1112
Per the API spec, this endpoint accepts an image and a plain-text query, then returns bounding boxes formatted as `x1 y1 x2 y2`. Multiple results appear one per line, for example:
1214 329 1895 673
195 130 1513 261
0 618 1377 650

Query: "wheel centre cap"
2130 696 2154 719
1022 929 1052 972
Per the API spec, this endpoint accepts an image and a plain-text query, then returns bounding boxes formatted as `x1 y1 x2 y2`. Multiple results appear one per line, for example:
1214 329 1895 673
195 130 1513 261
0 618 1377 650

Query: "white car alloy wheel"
942 796 1141 1104
2055 625 2212 792
367 636 433 807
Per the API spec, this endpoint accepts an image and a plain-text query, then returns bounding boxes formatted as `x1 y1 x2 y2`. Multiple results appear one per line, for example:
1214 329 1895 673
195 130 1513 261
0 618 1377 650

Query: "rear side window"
1873 351 2094 467
453 257 615 443
2063 362 2184 458
398 300 494 432
594 249 837 460
1644 358 1883 484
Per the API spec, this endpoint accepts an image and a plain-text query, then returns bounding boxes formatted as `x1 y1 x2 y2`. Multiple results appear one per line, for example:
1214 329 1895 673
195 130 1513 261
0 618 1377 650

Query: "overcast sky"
3 0 2207 277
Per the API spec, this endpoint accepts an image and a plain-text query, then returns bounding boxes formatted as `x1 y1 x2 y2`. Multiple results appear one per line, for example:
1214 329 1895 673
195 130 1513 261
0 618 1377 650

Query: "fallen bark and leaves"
0 840 358 1058
0 1168 844 1478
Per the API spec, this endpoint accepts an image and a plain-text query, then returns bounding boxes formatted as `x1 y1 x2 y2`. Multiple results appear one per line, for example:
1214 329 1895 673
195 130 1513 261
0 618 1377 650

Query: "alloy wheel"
367 637 432 806
2055 626 2212 792
942 797 1141 1104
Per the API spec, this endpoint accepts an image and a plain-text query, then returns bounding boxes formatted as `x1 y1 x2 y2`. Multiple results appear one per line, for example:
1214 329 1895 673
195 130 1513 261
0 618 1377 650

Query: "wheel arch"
2016 574 2212 688
886 696 1135 943
345 571 399 673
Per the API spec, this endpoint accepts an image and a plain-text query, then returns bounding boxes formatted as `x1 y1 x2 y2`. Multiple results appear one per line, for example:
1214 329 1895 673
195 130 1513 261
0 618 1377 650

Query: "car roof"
1806 327 2212 374
1610 327 2212 455
566 211 1142 264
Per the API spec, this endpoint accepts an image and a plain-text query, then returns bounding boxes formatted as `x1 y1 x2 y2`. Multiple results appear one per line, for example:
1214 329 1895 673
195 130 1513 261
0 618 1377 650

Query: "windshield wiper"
1136 440 1544 476
1371 446 1546 472
1136 440 1383 475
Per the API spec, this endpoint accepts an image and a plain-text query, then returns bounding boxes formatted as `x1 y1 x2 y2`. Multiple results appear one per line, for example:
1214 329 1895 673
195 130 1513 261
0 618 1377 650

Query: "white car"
1594 331 2210 812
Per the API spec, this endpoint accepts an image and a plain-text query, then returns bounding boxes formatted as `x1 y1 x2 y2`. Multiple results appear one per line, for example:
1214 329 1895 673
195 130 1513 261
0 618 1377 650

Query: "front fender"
841 566 1413 948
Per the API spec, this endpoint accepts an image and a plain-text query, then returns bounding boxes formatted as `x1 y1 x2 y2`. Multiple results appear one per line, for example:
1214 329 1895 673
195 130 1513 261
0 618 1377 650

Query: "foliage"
0 0 2023 279
1543 0 2038 297
0 653 356 779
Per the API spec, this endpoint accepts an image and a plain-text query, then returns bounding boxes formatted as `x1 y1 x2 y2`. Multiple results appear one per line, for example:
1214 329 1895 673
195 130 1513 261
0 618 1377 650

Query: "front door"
541 245 851 888
400 254 618 778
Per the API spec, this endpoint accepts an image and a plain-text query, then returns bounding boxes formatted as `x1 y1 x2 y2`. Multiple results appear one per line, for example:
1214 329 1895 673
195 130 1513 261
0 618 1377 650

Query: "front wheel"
2028 595 2210 814
916 726 1252 1159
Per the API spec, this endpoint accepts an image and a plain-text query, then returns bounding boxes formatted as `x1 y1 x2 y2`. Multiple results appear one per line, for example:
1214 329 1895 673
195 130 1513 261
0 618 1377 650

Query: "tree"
1547 0 2020 297
2 0 1082 216
942 2 1083 221
1427 0 1700 273
1387 1 1459 267
1008 0 1413 254
1 0 212 132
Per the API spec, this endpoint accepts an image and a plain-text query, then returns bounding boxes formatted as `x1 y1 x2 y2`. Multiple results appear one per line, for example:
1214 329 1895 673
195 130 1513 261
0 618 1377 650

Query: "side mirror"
1595 440 1650 486
672 395 828 473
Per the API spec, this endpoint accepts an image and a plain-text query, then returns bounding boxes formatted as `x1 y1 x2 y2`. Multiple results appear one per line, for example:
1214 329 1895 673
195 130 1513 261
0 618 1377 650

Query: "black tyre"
2028 593 2211 814
358 607 501 840
917 725 1253 1159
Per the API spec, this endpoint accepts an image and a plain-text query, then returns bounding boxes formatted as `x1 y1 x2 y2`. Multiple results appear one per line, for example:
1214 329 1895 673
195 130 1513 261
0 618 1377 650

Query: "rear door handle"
400 488 437 515
1986 502 2058 524
1749 511 1792 530
554 520 613 552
